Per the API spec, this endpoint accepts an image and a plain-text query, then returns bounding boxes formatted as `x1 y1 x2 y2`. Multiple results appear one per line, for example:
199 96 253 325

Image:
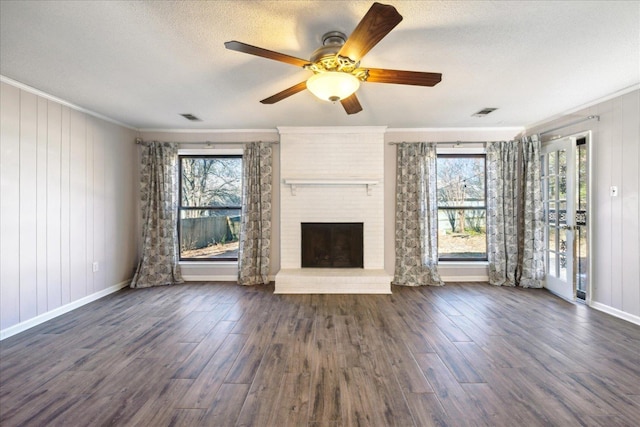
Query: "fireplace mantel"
283 178 379 196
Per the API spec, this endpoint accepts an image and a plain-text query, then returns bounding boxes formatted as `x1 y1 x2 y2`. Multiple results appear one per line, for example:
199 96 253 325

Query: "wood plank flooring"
1 282 640 426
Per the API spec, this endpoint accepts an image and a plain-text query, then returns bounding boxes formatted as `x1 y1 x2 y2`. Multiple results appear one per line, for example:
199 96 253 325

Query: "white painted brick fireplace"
275 126 391 294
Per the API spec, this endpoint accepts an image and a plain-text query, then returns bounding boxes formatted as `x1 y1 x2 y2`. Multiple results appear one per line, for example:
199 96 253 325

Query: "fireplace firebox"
301 223 364 268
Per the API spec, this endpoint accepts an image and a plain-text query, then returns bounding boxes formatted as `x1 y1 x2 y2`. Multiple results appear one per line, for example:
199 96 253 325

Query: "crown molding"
385 127 524 133
0 75 137 131
138 128 279 133
525 84 640 130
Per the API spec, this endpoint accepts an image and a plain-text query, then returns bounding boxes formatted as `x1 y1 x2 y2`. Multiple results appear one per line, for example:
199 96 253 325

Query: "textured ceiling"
1 1 638 130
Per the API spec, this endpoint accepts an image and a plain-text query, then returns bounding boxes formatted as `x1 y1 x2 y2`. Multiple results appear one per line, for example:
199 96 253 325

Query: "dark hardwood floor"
1 282 639 426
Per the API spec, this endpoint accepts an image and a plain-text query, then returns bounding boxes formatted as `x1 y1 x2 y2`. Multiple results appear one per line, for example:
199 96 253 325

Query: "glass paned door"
542 138 576 300
575 139 588 300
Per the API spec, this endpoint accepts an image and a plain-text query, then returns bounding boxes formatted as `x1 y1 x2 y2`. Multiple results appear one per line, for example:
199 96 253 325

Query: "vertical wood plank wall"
528 89 640 322
0 81 139 334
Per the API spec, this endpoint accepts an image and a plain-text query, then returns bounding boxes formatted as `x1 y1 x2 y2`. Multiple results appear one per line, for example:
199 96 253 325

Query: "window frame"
178 154 243 262
436 152 488 262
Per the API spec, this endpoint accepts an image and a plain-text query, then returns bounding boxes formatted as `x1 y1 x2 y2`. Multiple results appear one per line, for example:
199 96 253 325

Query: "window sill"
438 261 488 266
180 261 239 282
438 261 489 282
179 261 238 266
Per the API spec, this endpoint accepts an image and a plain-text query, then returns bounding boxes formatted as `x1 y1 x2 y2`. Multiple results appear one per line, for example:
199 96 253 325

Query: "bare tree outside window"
179 156 242 260
436 155 487 260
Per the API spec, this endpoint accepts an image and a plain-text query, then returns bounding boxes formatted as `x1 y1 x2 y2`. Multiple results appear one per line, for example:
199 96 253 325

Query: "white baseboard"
590 301 640 326
0 279 131 341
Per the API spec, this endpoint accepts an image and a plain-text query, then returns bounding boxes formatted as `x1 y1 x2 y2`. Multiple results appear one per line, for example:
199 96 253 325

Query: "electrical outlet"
92 261 99 273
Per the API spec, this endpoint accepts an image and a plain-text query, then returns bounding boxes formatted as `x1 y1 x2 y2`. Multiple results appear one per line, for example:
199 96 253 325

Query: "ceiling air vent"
180 113 202 122
472 108 497 117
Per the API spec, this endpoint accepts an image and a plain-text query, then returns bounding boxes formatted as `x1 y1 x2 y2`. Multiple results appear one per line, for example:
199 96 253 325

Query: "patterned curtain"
517 136 545 287
486 141 519 286
131 142 183 288
393 142 443 287
487 139 544 288
238 142 273 285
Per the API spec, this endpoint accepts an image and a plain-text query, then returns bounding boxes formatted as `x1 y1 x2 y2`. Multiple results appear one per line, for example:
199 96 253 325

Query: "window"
178 155 242 261
436 154 487 261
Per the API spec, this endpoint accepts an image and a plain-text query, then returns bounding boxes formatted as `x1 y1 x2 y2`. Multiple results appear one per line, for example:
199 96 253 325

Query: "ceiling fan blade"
338 2 403 62
340 94 363 115
260 81 308 104
366 68 442 86
224 41 309 67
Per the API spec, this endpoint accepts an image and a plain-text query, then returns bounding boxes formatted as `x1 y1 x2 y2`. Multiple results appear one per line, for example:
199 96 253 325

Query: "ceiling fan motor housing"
306 30 368 86
310 31 347 63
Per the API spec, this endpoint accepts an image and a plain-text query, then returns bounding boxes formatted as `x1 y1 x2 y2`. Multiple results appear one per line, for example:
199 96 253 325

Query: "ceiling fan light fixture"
306 71 360 102
224 3 440 114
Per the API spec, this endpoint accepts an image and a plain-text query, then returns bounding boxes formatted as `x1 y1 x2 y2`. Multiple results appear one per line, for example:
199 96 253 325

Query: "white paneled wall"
528 89 640 323
0 81 139 337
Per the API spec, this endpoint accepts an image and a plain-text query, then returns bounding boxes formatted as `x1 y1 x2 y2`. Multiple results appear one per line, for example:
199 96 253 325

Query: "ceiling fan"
224 2 442 115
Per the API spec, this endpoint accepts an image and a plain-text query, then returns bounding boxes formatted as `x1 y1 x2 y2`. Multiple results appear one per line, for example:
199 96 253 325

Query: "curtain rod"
539 115 599 136
135 138 278 145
